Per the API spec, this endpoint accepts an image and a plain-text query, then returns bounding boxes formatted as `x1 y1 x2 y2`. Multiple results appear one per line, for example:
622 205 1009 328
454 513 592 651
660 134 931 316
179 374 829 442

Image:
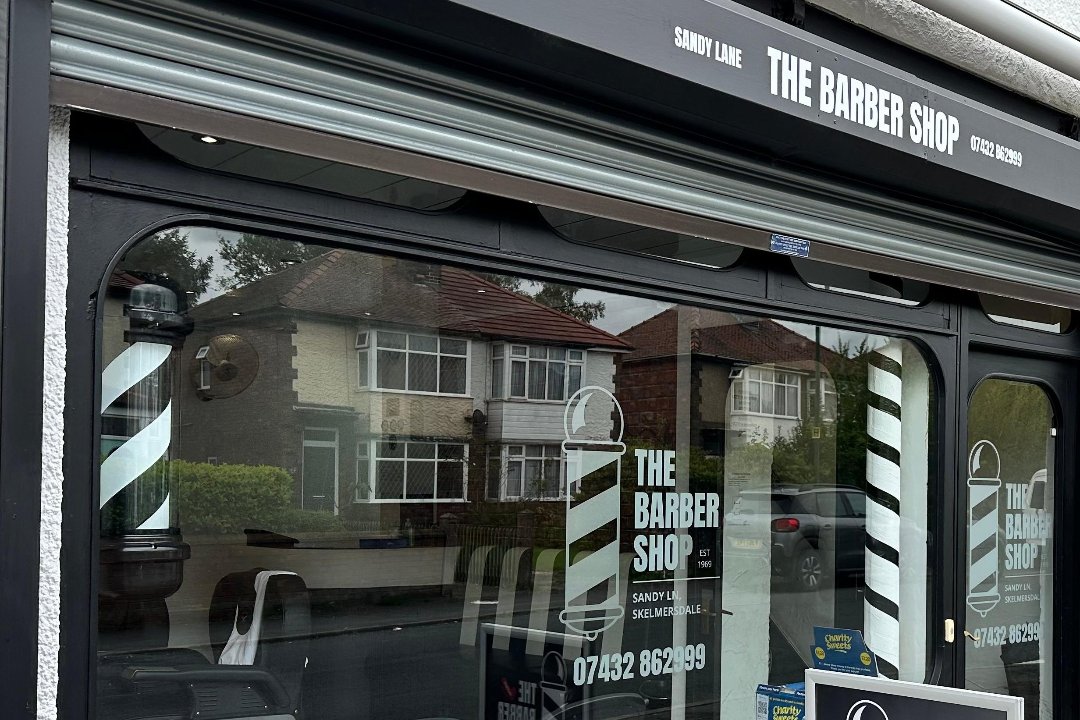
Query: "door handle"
963 630 978 643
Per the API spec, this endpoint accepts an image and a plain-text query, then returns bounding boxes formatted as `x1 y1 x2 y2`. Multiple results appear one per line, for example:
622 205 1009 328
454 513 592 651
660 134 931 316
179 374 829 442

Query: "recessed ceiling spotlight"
231 312 242 316
195 134 221 144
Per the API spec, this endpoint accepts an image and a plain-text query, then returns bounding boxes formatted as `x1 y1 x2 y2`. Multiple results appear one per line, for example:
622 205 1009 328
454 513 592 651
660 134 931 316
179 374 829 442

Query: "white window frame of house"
195 345 211 390
502 444 566 500
358 438 468 503
365 329 470 396
807 374 838 422
730 366 802 419
355 329 370 388
490 343 585 402
354 441 370 502
302 427 340 513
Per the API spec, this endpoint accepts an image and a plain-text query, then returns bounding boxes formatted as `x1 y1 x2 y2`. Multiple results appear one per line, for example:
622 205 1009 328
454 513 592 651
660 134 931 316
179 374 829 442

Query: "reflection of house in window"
363 439 466 502
175 248 630 526
365 331 468 395
195 344 211 390
614 308 839 454
502 444 563 499
302 428 338 513
730 366 801 419
492 344 584 401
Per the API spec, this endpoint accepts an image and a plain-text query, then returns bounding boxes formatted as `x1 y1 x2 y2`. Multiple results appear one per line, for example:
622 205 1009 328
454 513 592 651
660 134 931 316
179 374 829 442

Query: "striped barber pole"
864 342 902 679
100 341 175 531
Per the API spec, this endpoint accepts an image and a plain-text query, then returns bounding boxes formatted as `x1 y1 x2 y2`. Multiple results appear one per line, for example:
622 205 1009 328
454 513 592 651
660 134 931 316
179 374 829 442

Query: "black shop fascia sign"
441 0 1080 221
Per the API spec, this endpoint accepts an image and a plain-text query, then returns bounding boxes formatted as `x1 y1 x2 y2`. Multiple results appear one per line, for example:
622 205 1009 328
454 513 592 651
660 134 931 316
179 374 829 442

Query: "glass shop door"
960 350 1076 720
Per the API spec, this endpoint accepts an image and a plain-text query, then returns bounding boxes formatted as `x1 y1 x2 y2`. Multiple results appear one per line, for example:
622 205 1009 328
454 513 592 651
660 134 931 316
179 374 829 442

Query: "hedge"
174 460 343 534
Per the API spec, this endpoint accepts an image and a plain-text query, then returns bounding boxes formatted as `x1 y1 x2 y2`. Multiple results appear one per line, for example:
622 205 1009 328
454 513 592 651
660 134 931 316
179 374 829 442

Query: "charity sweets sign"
804 670 1022 720
447 0 1080 213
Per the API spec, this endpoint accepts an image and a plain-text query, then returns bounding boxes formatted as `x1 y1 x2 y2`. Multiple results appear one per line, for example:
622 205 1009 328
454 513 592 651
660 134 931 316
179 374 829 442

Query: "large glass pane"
510 361 526 397
377 349 406 389
491 358 504 398
406 461 436 499
528 361 547 399
96 224 935 720
375 461 405 499
965 379 1054 720
408 353 438 392
547 361 566 400
440 355 467 394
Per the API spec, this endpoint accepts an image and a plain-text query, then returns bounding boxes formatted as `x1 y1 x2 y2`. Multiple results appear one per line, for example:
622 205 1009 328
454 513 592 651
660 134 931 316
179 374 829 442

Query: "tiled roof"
107 269 146 291
193 250 630 349
618 307 838 365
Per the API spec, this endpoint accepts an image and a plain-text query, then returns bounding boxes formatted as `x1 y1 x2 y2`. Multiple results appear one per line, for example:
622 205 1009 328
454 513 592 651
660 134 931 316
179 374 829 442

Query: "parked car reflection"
724 485 866 590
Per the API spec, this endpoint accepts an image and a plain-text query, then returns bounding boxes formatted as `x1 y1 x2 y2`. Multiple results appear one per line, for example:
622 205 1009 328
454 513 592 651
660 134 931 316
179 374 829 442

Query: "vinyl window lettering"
95 226 934 720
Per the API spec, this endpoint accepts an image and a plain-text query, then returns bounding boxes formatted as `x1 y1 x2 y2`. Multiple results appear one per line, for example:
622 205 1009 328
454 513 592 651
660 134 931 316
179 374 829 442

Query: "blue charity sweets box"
755 683 805 720
809 626 878 676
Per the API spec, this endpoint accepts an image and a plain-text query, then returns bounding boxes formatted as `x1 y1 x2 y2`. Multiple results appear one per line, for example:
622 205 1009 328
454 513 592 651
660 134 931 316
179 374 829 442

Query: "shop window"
978 292 1073 333
793 257 930 305
492 342 584 400
139 124 467 210
538 205 743 268
96 224 936 720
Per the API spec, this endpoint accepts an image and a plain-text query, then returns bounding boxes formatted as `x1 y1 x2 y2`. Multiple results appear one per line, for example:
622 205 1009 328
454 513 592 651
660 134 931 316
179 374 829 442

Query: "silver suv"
724 485 866 590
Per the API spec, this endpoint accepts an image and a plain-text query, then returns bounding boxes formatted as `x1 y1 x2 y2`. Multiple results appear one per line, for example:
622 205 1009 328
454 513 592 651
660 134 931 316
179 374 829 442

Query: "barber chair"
97 568 311 720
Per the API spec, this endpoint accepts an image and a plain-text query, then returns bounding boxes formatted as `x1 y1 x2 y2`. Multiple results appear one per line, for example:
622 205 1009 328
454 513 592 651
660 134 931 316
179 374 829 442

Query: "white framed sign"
805 669 1022 720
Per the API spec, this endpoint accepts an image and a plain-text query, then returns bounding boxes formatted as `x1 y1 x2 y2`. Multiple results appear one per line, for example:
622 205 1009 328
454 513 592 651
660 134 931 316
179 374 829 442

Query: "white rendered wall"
1006 0 1080 37
811 0 1080 115
38 107 69 720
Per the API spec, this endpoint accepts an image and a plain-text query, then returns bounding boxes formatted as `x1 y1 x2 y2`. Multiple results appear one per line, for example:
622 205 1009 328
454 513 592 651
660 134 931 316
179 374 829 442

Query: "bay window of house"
491 342 585 400
95 222 936 719
730 366 801 418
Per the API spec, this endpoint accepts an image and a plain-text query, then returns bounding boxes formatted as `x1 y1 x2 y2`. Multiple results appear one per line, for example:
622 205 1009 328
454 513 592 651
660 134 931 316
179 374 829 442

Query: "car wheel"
795 548 823 591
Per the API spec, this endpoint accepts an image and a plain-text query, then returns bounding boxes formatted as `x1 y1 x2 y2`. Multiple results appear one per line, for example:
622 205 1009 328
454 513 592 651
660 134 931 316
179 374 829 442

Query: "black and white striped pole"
864 342 902 679
99 282 192 618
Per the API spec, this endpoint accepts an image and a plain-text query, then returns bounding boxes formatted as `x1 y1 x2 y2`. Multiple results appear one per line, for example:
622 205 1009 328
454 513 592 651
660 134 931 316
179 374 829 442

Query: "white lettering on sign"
764 46 968 156
971 134 1023 167
673 26 742 68
632 449 721 571
766 47 811 106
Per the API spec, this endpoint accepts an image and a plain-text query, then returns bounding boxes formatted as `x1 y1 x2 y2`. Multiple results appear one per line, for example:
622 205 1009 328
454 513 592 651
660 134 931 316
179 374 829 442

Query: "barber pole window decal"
966 441 1002 618
559 386 626 640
